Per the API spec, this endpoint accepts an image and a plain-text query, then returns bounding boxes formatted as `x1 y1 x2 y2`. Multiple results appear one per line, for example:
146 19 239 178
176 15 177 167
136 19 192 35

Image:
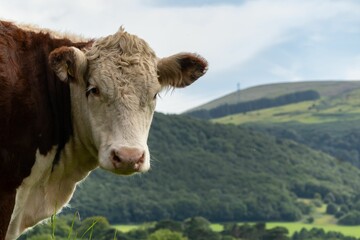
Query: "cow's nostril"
111 150 122 163
138 152 145 163
113 155 121 163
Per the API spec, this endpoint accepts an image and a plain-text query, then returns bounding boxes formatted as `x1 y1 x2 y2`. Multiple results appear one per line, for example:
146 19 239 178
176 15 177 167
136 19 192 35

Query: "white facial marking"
82 29 161 175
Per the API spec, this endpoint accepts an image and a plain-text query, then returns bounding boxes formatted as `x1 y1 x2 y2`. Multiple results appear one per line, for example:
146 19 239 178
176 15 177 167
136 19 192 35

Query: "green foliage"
221 222 290 240
77 216 112 240
338 211 360 226
65 113 360 223
182 217 221 240
20 215 117 240
292 227 358 240
152 219 184 233
27 234 54 240
250 121 360 168
148 229 187 240
306 216 314 224
264 227 290 240
326 203 338 215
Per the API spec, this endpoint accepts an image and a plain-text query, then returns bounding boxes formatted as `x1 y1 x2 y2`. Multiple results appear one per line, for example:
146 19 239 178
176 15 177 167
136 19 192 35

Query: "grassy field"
213 89 360 125
212 200 360 237
113 224 139 232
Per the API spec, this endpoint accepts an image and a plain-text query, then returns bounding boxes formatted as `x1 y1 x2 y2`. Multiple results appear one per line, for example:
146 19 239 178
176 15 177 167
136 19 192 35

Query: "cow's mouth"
110 153 145 175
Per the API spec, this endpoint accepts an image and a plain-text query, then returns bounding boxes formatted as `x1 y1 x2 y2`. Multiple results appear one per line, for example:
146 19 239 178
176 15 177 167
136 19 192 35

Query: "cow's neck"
6 138 97 239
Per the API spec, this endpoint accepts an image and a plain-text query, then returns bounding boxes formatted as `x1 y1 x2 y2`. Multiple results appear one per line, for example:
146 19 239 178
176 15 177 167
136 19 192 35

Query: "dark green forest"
248 121 360 168
66 113 360 224
246 121 360 224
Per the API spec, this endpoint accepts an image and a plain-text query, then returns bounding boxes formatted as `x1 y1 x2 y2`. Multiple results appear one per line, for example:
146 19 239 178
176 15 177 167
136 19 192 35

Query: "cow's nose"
111 147 145 171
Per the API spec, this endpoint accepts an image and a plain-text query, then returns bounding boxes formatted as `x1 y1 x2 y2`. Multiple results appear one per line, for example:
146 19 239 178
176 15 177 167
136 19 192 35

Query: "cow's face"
49 29 207 175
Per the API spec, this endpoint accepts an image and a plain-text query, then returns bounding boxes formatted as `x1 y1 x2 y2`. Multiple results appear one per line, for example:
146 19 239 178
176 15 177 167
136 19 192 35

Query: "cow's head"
49 28 207 175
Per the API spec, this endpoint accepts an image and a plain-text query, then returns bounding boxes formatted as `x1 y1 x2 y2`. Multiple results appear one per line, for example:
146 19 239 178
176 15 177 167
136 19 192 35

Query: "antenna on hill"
237 82 241 103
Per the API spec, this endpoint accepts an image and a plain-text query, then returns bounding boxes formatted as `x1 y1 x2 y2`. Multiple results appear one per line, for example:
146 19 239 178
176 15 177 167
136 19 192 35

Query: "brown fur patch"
0 191 15 240
0 20 90 237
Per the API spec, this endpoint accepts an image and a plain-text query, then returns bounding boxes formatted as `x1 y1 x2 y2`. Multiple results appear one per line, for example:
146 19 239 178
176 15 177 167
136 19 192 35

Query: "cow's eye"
86 86 100 97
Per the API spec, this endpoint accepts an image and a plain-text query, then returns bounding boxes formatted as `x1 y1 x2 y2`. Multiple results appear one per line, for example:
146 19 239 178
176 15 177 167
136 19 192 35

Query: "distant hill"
68 113 360 224
187 81 360 113
210 81 360 184
187 90 321 119
214 87 360 125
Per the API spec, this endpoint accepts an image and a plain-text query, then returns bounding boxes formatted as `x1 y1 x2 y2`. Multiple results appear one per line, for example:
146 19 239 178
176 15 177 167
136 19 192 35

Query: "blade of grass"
51 203 58 239
80 220 98 239
50 214 55 239
113 229 117 240
67 211 79 239
89 224 94 240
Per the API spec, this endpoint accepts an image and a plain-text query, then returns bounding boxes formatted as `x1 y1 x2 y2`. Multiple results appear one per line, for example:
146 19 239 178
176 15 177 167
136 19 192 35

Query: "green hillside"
187 81 360 112
68 113 360 224
211 83 360 169
214 88 360 125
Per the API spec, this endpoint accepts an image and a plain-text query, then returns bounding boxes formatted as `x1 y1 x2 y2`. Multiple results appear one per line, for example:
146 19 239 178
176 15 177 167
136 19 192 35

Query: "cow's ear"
157 53 208 88
49 46 87 82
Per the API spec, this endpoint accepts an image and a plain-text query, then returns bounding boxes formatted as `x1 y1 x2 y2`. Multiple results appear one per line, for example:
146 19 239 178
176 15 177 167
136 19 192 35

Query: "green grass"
113 223 155 233
113 224 140 232
209 223 223 232
213 95 360 125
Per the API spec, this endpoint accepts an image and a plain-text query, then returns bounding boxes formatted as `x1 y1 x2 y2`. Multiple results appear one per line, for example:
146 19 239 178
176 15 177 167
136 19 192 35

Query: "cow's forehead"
83 29 161 103
85 29 159 85
86 28 157 62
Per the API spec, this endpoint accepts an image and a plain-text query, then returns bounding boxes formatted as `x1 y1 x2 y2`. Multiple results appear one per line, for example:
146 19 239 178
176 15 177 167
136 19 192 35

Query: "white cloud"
1 0 360 113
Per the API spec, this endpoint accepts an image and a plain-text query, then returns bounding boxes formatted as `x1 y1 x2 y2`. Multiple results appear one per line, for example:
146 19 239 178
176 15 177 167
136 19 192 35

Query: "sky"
1 0 360 113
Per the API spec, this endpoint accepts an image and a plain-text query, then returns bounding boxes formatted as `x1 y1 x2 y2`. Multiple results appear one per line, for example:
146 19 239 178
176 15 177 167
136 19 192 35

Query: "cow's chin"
98 157 151 176
104 165 149 176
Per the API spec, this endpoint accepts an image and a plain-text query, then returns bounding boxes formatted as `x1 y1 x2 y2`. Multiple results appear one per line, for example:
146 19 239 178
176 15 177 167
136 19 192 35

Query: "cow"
0 20 207 240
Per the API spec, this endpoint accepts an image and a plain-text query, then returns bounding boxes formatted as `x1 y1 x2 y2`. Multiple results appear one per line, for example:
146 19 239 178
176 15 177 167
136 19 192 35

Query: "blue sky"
1 0 360 113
